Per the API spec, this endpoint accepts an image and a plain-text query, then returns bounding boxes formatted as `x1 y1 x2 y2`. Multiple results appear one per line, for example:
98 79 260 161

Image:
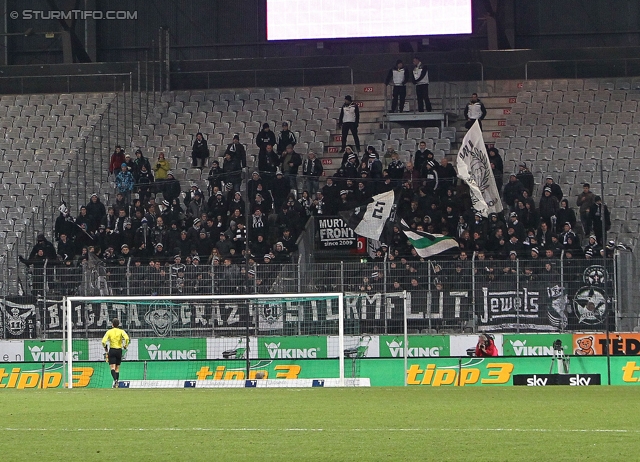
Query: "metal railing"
4 251 631 339
169 66 354 89
0 72 130 95
383 81 460 117
525 57 640 80
429 61 484 84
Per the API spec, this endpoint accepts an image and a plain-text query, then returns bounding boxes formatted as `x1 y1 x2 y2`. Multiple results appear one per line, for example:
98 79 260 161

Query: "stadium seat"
620 183 637 196
619 147 635 159
406 128 422 140
424 127 440 139
600 113 618 125
516 91 532 103
564 160 580 172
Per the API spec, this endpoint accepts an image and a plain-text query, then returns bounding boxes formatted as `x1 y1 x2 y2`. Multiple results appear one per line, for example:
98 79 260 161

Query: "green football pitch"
1 387 639 461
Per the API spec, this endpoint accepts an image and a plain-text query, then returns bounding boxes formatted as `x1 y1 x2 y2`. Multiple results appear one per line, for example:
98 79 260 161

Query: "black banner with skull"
0 297 38 339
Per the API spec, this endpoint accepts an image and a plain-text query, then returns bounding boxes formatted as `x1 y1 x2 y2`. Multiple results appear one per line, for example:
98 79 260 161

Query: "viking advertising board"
502 333 574 356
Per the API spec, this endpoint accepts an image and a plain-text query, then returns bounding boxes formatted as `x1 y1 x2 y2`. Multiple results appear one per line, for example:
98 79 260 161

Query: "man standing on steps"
464 93 487 130
385 59 410 113
412 57 432 112
102 318 130 388
302 150 323 196
339 95 361 154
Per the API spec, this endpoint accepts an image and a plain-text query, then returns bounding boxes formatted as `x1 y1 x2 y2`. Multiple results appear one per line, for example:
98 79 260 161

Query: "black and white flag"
341 190 395 240
456 121 503 217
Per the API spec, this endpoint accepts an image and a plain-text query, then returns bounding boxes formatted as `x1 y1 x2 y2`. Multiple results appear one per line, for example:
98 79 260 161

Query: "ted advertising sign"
572 333 640 356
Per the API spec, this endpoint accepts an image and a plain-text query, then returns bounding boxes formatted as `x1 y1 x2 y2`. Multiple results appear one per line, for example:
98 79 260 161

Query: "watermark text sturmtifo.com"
10 10 137 20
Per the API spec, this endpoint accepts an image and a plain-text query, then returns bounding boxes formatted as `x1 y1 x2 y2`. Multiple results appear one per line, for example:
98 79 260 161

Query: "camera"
553 339 563 352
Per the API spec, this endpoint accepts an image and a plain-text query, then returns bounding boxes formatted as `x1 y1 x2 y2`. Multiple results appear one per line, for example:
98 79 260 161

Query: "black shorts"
108 348 123 365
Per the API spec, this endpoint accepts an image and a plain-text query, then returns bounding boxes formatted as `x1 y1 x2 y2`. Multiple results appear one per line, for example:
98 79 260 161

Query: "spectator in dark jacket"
302 150 323 196
276 122 297 155
133 149 152 181
86 193 107 231
29 233 57 260
589 196 611 245
257 143 279 189
162 171 182 204
516 163 535 196
55 204 77 241
414 141 431 172
387 152 405 183
279 144 302 190
542 175 563 202
191 133 209 169
208 160 223 192
438 157 457 197
256 123 277 155
222 151 242 192
555 199 577 234
503 174 526 210
225 134 247 169
539 187 560 228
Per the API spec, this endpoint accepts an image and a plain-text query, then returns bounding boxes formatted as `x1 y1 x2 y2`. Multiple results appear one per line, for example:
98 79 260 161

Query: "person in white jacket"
412 57 432 112
385 59 410 113
339 95 361 153
464 93 487 130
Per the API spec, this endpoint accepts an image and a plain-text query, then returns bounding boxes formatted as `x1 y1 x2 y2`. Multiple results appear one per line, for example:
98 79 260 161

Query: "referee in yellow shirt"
102 318 130 388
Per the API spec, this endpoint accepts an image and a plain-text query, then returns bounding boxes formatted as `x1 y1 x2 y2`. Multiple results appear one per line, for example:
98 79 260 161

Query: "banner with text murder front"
315 217 357 249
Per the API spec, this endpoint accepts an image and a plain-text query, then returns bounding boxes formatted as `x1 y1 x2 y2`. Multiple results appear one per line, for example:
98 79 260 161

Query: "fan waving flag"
340 190 396 240
456 120 503 217
400 220 458 258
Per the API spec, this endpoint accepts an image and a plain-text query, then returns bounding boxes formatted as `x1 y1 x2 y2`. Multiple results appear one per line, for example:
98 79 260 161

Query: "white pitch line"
1 427 637 434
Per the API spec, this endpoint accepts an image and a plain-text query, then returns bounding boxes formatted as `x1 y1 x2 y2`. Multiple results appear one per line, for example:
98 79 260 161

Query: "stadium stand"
3 78 637 326
0 93 117 289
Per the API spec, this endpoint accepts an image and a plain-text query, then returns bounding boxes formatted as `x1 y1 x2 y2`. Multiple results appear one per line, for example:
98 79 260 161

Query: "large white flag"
341 190 395 240
456 121 503 217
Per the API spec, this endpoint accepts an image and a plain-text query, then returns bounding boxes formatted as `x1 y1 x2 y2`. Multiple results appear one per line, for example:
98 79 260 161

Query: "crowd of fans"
19 106 616 297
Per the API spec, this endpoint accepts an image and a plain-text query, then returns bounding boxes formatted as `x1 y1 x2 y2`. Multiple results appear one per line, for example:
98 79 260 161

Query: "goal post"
63 293 354 389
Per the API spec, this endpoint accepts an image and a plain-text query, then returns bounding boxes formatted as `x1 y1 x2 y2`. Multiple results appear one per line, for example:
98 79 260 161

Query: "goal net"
62 293 372 388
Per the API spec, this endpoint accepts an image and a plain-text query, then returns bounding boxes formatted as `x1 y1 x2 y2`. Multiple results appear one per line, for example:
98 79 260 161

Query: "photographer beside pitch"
475 334 498 357
102 318 130 388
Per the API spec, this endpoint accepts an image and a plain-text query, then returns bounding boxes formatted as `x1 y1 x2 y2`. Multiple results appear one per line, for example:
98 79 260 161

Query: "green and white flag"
401 220 458 258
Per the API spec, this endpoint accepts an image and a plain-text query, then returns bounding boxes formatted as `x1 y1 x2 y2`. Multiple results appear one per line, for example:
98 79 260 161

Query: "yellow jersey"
102 327 130 349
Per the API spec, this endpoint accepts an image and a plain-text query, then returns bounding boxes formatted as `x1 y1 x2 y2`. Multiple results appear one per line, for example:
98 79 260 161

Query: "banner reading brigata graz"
3 356 640 388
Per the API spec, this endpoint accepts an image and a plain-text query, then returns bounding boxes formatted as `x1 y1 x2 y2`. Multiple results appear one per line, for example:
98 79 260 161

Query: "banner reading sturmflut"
456 121 503 217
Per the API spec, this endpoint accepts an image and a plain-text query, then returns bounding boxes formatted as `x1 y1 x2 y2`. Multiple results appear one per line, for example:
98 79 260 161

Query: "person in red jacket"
475 334 499 357
109 146 126 176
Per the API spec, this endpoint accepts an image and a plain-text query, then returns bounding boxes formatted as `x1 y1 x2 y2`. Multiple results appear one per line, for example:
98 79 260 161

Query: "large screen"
266 0 472 41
